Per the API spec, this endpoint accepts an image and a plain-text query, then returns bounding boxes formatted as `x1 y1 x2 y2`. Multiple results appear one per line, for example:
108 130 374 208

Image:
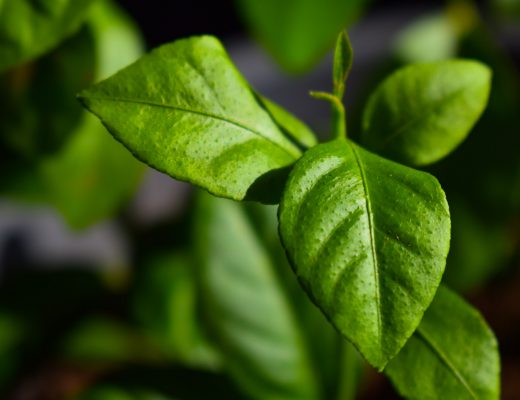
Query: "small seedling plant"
79 31 500 399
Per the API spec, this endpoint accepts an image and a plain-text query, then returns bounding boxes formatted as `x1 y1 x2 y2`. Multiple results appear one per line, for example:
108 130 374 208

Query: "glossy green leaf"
0 0 144 228
333 31 353 99
235 0 366 73
79 36 304 202
194 192 319 399
361 60 491 166
278 139 451 369
0 0 95 72
386 285 500 400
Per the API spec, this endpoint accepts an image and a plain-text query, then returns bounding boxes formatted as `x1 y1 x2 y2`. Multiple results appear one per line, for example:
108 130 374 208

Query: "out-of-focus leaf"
234 0 367 73
393 14 458 63
278 139 450 369
386 285 500 400
361 60 491 167
79 36 303 203
0 0 145 228
244 202 344 397
0 0 95 72
443 198 515 292
194 192 319 399
0 26 95 160
61 316 160 365
132 253 220 369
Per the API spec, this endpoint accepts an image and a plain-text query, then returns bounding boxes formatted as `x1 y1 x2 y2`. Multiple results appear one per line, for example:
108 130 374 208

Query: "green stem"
309 91 346 140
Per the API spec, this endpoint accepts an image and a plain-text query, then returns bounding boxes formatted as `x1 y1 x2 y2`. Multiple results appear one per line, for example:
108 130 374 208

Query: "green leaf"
79 36 304 202
234 0 366 73
386 285 500 400
0 0 145 228
132 253 220 369
256 95 318 149
361 60 491 166
194 192 319 399
278 139 450 369
393 13 458 63
0 0 95 72
0 25 95 161
333 31 353 99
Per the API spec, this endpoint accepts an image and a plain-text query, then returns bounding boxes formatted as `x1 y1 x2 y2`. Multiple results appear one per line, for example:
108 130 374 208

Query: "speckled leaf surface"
278 139 451 369
0 0 95 72
386 285 500 400
194 193 318 399
361 60 491 166
79 36 303 202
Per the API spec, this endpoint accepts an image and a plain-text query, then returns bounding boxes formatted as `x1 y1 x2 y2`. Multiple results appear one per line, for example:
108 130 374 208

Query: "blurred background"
0 0 519 398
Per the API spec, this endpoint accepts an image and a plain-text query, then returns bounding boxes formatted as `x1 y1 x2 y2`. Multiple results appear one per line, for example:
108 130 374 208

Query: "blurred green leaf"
194 192 319 399
361 60 491 167
235 0 367 73
61 316 161 365
79 35 304 203
278 139 450 369
0 0 95 72
243 202 345 398
0 0 145 228
443 198 515 292
393 14 458 63
386 285 500 400
0 25 95 160
132 253 220 369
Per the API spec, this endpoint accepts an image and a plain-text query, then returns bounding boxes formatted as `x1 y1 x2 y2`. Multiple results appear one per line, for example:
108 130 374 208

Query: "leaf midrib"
80 94 300 158
417 327 478 399
349 142 383 344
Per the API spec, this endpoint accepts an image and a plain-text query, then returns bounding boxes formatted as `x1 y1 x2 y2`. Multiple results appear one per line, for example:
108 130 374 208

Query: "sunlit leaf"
279 139 450 369
79 36 304 202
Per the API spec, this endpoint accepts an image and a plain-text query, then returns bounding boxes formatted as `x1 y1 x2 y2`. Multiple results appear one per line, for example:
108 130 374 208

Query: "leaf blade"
278 139 451 369
386 285 500 400
194 193 319 399
79 36 303 201
0 0 95 72
361 60 491 166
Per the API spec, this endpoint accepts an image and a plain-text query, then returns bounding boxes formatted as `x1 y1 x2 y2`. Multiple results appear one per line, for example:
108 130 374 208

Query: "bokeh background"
0 0 519 398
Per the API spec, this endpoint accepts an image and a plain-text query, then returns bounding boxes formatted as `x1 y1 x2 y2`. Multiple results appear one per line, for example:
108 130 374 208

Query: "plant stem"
309 91 347 140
